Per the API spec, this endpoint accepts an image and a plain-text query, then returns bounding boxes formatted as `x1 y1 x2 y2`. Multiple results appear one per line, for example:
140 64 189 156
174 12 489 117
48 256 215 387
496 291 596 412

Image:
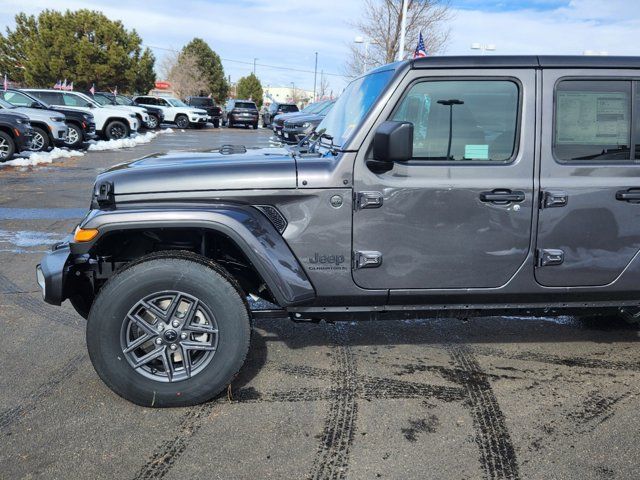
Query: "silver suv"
0 97 67 151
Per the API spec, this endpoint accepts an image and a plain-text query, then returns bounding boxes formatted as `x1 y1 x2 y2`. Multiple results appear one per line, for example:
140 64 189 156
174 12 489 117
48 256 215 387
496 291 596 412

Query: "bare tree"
317 71 331 100
344 0 452 77
160 50 208 98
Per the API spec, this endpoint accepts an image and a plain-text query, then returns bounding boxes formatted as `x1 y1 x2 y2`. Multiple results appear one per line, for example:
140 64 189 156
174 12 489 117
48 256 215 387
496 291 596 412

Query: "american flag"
413 32 427 58
3 74 7 92
53 80 62 90
68 81 73 91
89 83 95 95
61 79 67 91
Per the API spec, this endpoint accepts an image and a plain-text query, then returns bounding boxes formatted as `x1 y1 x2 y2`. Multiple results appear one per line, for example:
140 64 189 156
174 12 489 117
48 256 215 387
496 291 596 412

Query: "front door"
535 72 640 287
353 71 537 290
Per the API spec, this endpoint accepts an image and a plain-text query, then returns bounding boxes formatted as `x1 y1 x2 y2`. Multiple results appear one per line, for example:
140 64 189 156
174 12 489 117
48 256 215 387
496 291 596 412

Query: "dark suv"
262 102 298 127
185 96 222 128
223 99 259 129
0 110 33 161
37 55 640 408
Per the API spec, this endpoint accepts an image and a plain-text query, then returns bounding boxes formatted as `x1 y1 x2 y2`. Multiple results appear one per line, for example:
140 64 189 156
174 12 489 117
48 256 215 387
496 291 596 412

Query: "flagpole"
397 0 408 61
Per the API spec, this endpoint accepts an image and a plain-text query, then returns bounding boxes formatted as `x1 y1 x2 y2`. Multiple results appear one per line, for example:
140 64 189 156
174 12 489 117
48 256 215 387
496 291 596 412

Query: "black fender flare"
71 205 316 307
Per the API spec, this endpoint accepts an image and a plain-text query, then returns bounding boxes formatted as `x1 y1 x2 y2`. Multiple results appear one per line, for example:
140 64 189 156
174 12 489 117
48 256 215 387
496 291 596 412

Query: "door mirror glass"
373 121 413 163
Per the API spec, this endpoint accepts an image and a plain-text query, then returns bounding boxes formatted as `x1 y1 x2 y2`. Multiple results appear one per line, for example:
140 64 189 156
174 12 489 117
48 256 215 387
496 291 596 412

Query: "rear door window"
392 80 519 162
554 80 632 162
279 104 298 113
2 91 33 106
33 91 63 105
635 82 640 160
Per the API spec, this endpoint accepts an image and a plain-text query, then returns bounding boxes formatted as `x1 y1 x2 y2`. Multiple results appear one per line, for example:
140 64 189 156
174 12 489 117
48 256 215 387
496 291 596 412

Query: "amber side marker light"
74 227 99 242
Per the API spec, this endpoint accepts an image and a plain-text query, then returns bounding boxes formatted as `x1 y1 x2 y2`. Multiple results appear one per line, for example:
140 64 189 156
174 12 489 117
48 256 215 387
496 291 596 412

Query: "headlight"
302 122 311 129
83 114 93 121
50 116 65 122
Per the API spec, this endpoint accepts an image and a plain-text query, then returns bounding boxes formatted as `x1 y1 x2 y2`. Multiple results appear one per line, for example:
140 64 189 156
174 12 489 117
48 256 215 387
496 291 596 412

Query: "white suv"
133 96 208 129
25 89 139 140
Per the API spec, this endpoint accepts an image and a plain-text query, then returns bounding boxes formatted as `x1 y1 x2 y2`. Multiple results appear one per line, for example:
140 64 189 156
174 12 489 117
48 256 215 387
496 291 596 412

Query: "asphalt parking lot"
1 127 640 480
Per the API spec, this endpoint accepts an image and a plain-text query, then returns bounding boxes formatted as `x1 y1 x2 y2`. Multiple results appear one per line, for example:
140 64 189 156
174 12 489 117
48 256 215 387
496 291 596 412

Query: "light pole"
354 36 370 74
313 52 318 102
253 58 258 75
471 43 496 55
291 82 295 103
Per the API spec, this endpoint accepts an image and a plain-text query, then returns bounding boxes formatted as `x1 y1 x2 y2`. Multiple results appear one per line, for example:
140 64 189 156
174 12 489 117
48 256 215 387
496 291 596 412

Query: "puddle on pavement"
0 230 66 251
0 207 86 220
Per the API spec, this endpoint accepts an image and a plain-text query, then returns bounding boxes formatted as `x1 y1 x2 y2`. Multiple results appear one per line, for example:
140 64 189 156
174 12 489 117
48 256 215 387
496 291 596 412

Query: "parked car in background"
271 100 330 138
2 89 96 149
262 102 299 127
223 99 259 129
0 110 33 161
88 92 150 131
24 89 138 140
0 97 67 152
281 100 336 144
133 96 208 129
105 93 165 129
184 96 222 128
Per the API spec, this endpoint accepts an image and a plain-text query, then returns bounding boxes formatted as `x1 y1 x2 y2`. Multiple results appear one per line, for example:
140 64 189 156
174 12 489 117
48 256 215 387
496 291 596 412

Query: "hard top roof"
411 55 640 70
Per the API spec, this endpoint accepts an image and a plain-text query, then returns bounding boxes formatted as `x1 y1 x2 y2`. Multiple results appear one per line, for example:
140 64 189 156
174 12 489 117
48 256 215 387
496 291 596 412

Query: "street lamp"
253 58 258 75
471 43 496 55
354 36 370 74
291 82 295 103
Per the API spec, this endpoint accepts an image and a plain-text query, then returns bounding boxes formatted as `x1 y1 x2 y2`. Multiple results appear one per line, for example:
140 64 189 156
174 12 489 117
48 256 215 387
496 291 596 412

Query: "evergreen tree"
0 9 156 92
236 73 263 108
182 38 228 102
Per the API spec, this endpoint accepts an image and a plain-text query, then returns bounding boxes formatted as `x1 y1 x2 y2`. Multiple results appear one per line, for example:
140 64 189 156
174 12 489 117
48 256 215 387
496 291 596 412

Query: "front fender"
72 205 316 307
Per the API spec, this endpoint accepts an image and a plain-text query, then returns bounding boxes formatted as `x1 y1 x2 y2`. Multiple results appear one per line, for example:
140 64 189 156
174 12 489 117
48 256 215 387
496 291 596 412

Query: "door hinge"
355 191 383 210
354 251 382 269
536 248 564 267
540 191 568 209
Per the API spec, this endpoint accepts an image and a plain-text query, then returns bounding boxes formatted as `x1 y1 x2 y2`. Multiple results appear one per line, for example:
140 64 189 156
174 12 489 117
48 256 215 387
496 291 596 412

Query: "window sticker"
465 144 489 160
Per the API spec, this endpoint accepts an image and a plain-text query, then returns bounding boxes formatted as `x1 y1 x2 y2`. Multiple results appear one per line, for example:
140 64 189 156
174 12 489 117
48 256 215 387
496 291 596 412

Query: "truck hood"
96 147 297 196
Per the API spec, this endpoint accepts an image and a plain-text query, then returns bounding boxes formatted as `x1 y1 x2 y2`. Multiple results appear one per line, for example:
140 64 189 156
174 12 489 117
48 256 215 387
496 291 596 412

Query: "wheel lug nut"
172 320 180 328
180 332 188 339
170 344 178 351
155 338 162 345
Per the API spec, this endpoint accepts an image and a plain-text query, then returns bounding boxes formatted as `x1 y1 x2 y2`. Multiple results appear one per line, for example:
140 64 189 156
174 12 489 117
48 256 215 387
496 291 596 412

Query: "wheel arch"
71 206 316 308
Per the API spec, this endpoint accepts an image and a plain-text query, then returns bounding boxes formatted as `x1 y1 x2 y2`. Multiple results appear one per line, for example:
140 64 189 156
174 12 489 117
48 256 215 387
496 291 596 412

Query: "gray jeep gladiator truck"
38 55 640 407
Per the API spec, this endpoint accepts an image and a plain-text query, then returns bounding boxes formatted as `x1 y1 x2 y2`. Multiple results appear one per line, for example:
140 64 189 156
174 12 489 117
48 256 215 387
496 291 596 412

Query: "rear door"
536 71 640 286
352 70 537 289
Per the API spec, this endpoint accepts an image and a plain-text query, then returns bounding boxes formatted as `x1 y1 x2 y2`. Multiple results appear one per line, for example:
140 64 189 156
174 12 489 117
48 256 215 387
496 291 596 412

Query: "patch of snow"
163 128 175 134
88 131 158 151
0 229 66 248
1 147 84 167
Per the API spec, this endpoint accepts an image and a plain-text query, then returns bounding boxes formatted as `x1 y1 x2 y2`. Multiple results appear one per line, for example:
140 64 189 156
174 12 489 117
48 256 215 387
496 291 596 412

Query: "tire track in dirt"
308 342 358 480
448 345 520 480
0 353 86 431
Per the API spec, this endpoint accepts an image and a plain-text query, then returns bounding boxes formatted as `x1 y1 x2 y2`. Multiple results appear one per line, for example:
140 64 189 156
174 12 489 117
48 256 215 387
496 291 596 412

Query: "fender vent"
219 144 247 155
255 205 287 233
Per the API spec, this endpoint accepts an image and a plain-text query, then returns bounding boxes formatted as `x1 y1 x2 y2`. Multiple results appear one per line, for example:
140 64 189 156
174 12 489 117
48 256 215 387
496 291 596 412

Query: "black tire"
30 126 51 152
64 123 84 149
252 122 258 130
146 114 160 130
86 252 251 407
213 118 220 128
227 116 233 128
0 130 16 162
175 115 189 129
105 120 129 140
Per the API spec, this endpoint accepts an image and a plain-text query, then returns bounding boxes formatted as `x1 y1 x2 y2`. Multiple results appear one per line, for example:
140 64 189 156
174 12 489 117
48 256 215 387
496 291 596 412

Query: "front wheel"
175 115 189 129
86 253 251 407
29 126 50 152
105 120 129 140
146 114 159 130
0 131 16 162
213 118 220 128
252 122 258 130
64 123 83 148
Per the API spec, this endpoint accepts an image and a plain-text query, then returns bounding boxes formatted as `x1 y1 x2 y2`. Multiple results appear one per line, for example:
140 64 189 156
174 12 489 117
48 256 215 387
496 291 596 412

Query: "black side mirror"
372 120 413 166
30 102 42 109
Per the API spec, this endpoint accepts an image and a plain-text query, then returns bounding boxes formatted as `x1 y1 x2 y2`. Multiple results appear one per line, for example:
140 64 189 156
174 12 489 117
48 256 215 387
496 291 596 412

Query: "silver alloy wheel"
30 131 45 151
0 137 9 159
120 291 219 383
146 115 158 129
65 127 79 146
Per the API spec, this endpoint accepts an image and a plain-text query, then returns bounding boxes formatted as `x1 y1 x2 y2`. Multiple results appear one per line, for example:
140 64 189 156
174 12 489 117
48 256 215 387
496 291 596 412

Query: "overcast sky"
1 0 639 94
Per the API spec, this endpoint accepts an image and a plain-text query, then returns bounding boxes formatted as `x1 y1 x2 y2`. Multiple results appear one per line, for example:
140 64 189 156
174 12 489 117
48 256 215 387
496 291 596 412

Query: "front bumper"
53 124 69 146
83 122 97 140
282 127 307 143
15 126 34 152
189 115 208 124
36 241 71 305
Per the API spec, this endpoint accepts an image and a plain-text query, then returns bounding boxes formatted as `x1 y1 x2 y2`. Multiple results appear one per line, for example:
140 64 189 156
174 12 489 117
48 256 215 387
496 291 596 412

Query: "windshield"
0 98 16 109
317 100 336 115
190 97 213 106
2 90 47 108
279 104 298 113
74 92 100 107
115 95 133 106
318 69 395 147
93 94 114 106
167 98 188 107
303 101 328 114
